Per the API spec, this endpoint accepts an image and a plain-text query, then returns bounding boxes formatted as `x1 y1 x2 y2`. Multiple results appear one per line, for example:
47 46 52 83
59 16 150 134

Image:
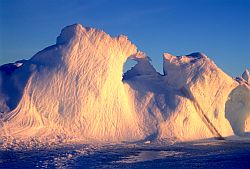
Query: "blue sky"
0 0 249 76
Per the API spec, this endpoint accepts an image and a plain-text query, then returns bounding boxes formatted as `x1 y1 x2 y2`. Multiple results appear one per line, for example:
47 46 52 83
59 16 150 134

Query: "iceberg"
0 24 249 144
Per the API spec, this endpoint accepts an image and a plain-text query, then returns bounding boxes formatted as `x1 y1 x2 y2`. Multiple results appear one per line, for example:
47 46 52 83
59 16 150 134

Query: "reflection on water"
116 150 184 163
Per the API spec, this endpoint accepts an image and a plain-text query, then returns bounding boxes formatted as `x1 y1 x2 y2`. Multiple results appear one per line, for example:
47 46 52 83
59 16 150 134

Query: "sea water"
1 140 250 169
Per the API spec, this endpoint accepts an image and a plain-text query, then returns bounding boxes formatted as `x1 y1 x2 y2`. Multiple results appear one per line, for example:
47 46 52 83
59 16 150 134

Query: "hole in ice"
122 58 137 80
225 85 250 136
123 58 137 74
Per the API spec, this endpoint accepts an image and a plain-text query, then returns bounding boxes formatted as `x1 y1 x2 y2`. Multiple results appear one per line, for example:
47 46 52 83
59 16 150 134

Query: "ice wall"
225 85 250 136
1 24 144 142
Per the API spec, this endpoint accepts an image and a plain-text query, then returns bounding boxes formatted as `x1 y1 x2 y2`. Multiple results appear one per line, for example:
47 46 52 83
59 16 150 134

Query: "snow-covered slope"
161 53 237 140
0 24 249 144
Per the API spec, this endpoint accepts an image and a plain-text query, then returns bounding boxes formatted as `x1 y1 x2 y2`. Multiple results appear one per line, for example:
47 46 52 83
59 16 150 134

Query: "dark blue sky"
0 0 249 76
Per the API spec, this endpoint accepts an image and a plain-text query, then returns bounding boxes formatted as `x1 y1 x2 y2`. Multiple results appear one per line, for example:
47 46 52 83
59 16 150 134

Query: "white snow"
225 84 250 136
0 23 249 145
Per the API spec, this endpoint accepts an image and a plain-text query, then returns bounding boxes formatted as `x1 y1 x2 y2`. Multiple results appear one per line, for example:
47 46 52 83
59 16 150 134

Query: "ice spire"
242 69 250 83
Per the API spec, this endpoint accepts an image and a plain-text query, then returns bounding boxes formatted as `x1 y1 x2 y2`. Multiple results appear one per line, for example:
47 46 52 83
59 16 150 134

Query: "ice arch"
123 58 137 74
123 52 158 81
225 85 250 136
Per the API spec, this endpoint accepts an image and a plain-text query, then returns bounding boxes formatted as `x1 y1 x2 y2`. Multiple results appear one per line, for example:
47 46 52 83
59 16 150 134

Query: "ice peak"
163 52 208 67
163 53 175 60
66 23 84 30
163 52 207 61
242 69 250 82
186 52 207 58
56 23 86 44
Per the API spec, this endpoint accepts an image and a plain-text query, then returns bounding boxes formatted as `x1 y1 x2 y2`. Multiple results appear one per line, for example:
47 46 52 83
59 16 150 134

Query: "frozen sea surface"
1 140 250 169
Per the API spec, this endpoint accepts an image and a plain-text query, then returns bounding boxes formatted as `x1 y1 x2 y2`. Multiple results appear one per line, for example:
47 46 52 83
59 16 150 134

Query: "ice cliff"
0 24 249 144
